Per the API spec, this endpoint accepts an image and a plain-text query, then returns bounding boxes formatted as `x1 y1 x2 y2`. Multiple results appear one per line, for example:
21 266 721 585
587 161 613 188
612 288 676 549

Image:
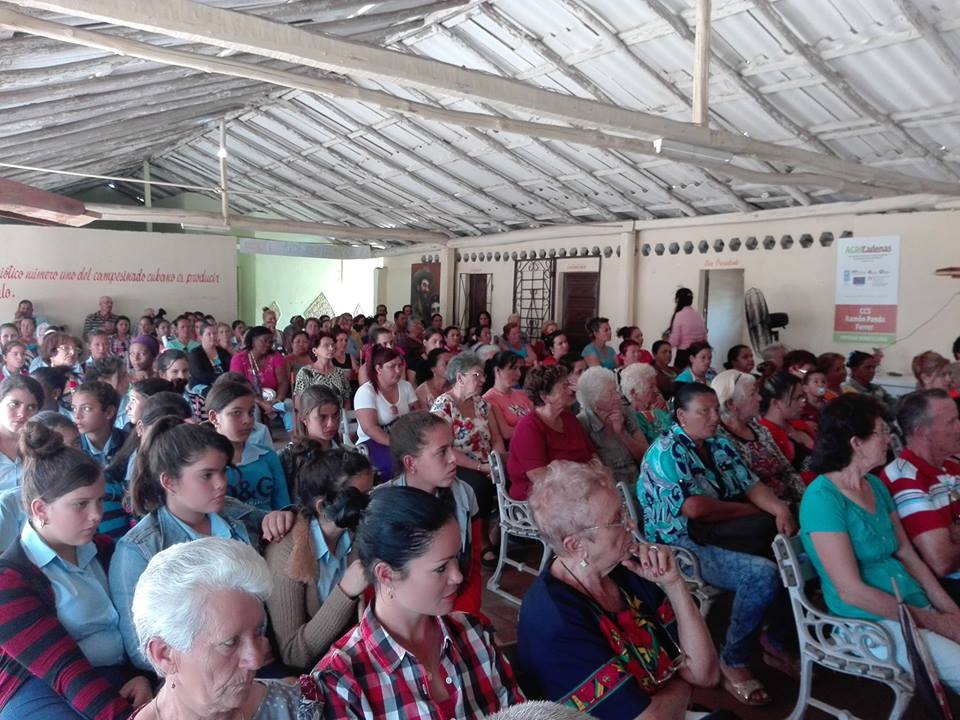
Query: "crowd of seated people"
0 292 958 718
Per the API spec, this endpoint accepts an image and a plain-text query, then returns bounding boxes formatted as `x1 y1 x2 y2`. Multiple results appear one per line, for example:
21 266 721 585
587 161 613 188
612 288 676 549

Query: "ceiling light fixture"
654 138 734 165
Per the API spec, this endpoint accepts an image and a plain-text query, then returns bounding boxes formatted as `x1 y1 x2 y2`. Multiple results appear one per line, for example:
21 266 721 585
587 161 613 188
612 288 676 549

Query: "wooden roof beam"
0 177 100 226
1 4 956 197
84 203 450 244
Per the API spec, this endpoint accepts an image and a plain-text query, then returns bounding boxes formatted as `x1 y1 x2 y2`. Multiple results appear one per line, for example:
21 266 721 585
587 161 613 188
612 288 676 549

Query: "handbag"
687 505 778 559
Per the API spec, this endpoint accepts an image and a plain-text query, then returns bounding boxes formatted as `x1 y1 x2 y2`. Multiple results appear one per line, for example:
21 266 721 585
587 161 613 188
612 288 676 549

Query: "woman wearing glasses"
518 460 720 719
355 346 420 481
801 393 960 693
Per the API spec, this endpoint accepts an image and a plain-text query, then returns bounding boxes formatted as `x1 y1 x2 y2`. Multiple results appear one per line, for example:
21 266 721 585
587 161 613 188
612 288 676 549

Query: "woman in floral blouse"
712 369 806 505
431 352 504 566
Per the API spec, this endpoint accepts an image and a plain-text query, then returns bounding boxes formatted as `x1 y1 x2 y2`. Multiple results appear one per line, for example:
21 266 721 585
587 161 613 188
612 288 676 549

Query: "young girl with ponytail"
383 410 484 616
264 448 373 670
109 418 293 670
205 380 290 513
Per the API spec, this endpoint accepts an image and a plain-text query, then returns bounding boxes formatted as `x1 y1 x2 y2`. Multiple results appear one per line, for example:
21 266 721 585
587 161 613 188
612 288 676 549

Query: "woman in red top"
616 326 654 365
541 330 569 367
310 486 523 719
506 365 596 500
758 372 813 470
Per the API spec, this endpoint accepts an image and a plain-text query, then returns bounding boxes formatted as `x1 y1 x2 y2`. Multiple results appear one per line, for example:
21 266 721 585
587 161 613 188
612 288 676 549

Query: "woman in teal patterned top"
637 382 797 706
619 363 671 443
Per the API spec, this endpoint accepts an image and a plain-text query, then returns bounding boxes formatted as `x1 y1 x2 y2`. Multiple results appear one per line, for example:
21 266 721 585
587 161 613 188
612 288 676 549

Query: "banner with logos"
833 235 900 344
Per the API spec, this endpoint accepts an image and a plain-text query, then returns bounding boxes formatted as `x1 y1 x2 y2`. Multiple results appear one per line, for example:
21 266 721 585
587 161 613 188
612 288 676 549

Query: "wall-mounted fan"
744 287 789 352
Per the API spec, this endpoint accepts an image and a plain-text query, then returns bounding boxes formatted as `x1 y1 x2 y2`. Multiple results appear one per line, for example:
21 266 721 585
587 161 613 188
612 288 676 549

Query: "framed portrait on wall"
410 262 440 322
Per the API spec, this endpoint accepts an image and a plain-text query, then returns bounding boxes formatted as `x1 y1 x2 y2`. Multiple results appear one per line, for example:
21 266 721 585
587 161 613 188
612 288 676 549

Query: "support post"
218 118 229 224
142 159 152 232
692 0 712 126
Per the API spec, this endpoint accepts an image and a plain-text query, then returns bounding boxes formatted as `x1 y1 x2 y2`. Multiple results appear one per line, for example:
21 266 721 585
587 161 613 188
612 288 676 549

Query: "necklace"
557 558 619 612
153 693 248 720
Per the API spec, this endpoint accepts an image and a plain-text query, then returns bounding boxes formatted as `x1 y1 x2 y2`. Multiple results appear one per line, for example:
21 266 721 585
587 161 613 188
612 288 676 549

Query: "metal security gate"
513 258 556 341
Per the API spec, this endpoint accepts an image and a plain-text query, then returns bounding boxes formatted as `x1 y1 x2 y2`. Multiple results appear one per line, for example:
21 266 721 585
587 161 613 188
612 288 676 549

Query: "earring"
579 558 589 568
39 519 46 528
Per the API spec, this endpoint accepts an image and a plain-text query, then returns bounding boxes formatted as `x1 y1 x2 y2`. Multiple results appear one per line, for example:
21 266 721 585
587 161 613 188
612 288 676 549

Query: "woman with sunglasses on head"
354 346 420 481
638 382 797 706
518 459 720 720
305 485 523 718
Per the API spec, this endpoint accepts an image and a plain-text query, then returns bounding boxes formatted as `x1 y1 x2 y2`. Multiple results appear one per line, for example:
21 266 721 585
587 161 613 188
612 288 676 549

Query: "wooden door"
561 272 599 353
467 274 488 327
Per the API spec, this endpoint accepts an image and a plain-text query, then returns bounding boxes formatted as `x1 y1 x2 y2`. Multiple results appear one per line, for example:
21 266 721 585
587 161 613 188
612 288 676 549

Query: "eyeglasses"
461 371 483 380
579 513 632 535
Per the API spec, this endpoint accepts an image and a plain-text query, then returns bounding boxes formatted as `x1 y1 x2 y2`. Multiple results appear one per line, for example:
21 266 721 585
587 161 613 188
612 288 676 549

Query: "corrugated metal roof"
1 0 958 243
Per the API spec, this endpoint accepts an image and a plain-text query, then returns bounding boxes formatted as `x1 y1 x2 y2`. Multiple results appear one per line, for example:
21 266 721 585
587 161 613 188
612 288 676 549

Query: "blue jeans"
0 667 129 719
674 534 782 667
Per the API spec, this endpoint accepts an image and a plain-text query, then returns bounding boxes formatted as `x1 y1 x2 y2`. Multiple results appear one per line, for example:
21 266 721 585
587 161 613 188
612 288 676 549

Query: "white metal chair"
616 481 725 618
486 450 552 606
772 533 915 720
339 409 359 449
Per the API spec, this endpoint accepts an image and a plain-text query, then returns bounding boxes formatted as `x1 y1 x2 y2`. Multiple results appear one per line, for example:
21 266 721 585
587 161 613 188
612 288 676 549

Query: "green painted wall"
237 252 383 325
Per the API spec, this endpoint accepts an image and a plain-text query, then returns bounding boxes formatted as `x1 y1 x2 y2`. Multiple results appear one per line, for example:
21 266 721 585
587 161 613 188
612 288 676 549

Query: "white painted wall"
379 222 636 334
636 209 960 375
0 226 237 332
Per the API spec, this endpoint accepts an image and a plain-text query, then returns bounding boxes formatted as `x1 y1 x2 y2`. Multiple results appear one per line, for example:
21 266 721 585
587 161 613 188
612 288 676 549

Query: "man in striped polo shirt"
881 389 960 600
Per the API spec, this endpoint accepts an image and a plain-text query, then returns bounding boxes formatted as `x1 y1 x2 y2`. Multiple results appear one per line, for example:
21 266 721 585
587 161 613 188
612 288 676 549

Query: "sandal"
720 671 771 707
481 547 499 570
762 648 801 680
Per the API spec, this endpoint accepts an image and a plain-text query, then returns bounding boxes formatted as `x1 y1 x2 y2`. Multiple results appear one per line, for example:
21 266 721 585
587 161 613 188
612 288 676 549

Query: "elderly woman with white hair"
712 369 806 504
517 460 719 720
575 367 648 486
620 363 672 444
131 537 318 720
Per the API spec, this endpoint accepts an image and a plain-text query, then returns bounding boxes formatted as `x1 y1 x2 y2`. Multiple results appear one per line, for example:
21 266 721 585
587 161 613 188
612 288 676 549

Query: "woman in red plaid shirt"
305 486 523 719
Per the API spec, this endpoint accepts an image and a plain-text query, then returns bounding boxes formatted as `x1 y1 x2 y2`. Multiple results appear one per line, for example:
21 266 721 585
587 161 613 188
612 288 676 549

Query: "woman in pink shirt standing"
666 287 708 371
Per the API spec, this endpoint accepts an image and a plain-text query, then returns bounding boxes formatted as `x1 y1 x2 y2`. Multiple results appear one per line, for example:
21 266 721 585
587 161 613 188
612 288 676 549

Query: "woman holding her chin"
518 459 724 720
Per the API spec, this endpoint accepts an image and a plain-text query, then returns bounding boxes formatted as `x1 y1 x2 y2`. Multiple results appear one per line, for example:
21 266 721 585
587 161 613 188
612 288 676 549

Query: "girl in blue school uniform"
205 380 291 513
1 341 28 379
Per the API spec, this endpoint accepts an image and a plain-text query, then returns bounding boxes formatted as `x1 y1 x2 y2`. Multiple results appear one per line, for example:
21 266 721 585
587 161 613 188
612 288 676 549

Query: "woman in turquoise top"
673 341 715 388
581 317 616 370
800 393 960 692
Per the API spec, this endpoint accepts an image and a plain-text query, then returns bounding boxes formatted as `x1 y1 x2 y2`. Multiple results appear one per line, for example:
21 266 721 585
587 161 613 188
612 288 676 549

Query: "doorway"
702 269 745 363
455 273 492 330
561 272 599 352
